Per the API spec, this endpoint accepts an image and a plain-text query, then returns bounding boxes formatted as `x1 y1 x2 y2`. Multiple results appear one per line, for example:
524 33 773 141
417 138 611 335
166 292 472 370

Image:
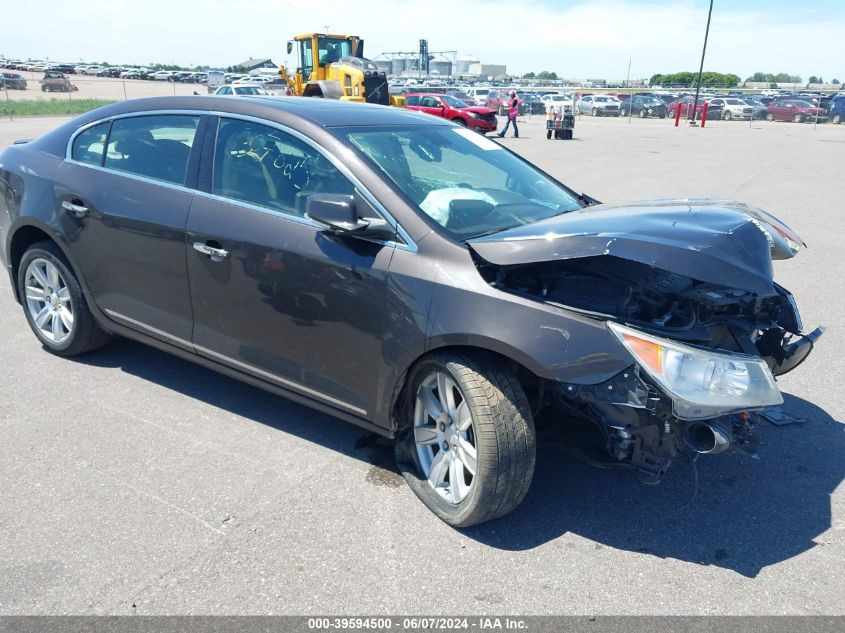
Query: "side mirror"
306 194 364 232
306 193 397 241
287 41 293 55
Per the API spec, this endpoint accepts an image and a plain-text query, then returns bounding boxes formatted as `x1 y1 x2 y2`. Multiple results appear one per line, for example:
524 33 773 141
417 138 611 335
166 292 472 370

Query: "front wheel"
793 113 804 123
591 107 598 117
723 110 732 121
833 114 842 125
396 353 536 528
766 112 775 121
17 242 111 356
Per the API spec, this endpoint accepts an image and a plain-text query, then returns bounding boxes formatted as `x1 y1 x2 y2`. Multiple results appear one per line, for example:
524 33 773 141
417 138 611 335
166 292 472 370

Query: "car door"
185 116 396 418
57 113 204 344
419 96 444 118
580 96 591 113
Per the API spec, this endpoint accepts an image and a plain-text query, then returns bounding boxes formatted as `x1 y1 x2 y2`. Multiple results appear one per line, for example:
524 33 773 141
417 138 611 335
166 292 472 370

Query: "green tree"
833 78 841 85
537 71 558 80
809 75 820 84
523 71 535 79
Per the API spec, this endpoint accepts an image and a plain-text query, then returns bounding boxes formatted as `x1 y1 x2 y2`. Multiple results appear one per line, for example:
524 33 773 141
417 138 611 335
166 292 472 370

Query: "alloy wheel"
413 371 477 505
24 258 74 344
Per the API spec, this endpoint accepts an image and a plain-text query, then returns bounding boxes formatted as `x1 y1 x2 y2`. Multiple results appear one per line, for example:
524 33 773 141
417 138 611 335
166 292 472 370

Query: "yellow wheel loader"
280 33 405 107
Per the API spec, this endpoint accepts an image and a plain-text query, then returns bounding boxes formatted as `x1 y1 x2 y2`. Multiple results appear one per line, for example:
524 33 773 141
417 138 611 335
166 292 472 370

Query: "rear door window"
71 122 111 166
104 115 200 186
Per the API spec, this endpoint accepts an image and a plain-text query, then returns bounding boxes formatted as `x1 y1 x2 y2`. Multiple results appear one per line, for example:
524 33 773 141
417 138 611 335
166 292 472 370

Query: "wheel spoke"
448 456 461 502
51 312 63 340
427 450 450 488
418 384 445 422
25 285 48 301
58 306 74 331
46 262 60 288
57 287 71 304
437 373 456 416
455 401 472 432
31 264 50 289
34 306 52 329
456 438 477 476
414 425 439 445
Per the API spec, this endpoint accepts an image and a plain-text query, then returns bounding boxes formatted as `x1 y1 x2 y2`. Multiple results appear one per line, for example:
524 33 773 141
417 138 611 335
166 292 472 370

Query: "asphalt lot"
0 112 843 615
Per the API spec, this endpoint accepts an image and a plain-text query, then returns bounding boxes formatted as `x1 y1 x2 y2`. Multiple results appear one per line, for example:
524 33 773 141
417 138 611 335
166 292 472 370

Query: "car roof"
27 96 446 156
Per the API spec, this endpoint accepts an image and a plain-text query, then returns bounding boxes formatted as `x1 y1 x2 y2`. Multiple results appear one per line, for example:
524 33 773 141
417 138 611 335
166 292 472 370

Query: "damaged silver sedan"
0 97 823 528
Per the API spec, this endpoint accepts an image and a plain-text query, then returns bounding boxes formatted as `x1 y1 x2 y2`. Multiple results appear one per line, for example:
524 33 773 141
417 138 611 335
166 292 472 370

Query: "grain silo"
455 55 479 75
373 54 392 75
430 55 452 77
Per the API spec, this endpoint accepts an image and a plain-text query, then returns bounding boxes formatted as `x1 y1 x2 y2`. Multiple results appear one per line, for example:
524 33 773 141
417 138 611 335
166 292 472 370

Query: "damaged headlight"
608 322 782 420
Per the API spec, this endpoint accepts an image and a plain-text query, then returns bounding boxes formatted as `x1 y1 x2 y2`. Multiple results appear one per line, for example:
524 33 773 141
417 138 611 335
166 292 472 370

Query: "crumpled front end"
468 198 824 480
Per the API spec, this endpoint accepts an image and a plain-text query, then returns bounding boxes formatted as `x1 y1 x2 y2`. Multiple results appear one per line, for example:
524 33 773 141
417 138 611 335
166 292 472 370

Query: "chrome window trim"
65 108 417 252
104 308 367 416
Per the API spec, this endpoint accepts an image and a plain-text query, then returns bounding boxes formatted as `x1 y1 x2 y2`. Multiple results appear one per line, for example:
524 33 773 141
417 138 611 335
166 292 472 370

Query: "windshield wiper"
578 192 602 206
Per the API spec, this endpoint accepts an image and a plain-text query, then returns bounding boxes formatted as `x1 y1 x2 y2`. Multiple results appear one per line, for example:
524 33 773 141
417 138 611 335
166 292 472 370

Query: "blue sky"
3 0 843 81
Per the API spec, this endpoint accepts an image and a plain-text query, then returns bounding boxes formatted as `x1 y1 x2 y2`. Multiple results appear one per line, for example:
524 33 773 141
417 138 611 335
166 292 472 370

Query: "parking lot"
0 111 843 615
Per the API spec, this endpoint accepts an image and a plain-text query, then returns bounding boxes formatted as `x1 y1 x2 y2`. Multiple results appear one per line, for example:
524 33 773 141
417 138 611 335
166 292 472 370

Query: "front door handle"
193 241 229 262
61 200 88 218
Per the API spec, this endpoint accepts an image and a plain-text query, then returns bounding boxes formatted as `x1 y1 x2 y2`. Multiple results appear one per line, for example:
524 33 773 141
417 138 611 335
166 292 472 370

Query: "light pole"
690 0 714 125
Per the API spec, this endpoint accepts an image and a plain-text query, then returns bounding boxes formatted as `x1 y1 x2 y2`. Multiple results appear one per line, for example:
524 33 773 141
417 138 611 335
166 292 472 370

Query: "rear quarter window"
71 122 111 166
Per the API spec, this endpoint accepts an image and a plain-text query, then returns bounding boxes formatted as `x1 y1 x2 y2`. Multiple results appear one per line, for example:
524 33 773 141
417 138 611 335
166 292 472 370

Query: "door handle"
61 200 88 218
193 241 229 262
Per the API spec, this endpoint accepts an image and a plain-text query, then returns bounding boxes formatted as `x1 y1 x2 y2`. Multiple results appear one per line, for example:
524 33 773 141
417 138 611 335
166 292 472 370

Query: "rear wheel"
17 242 111 356
723 110 732 121
591 107 598 117
766 112 775 121
638 108 647 118
453 118 467 126
833 114 842 125
793 113 804 123
396 353 536 528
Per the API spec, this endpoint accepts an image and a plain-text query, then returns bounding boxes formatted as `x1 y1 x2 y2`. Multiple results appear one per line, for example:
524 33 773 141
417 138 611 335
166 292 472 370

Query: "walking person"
498 90 520 138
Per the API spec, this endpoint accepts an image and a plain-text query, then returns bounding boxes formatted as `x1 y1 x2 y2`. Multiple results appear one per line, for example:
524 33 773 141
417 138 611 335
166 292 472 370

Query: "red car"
666 96 722 120
405 93 498 133
766 100 828 123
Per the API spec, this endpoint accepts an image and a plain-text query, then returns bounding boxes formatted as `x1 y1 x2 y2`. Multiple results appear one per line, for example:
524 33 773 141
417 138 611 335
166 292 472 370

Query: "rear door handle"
61 200 88 218
193 241 229 262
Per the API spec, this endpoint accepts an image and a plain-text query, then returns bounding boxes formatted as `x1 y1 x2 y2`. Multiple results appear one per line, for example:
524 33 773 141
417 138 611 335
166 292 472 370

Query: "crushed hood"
467 199 805 297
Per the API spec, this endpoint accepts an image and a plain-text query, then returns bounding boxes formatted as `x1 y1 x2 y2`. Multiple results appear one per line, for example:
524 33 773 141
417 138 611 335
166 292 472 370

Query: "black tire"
639 108 647 118
723 110 732 121
562 128 573 140
793 113 804 123
546 129 552 139
668 108 675 118
766 112 775 122
395 353 536 528
453 118 467 126
41 85 48 92
591 107 598 117
17 241 111 356
833 114 842 125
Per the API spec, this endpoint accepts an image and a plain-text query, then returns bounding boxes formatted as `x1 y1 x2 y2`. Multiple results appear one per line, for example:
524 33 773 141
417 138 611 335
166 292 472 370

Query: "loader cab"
290 34 362 81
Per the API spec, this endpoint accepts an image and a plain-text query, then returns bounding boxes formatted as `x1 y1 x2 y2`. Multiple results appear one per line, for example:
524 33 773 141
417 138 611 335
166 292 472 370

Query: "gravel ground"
0 110 843 615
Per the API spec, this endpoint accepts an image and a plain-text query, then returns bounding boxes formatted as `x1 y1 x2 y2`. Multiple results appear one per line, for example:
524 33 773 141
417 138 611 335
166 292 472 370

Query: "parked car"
465 87 490 105
405 93 498 133
212 84 271 96
828 99 844 124
82 65 102 75
40 71 76 93
516 92 546 115
576 95 621 117
620 94 668 118
47 64 76 75
741 98 769 120
97 68 123 78
539 93 574 112
153 71 174 81
0 96 822 527
484 89 510 114
0 72 27 90
773 94 831 110
766 100 827 123
666 96 722 120
708 97 754 121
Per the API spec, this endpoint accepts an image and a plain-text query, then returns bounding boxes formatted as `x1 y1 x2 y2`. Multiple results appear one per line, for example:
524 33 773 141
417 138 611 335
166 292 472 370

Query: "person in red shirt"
497 90 520 138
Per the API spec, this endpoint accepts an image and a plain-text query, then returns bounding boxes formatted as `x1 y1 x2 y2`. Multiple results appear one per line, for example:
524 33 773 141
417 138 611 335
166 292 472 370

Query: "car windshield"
335 125 582 240
593 96 612 103
441 95 469 108
641 97 663 106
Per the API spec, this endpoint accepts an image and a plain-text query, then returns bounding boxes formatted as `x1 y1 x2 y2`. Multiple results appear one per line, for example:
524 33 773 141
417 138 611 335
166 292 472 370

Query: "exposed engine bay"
466 199 824 483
